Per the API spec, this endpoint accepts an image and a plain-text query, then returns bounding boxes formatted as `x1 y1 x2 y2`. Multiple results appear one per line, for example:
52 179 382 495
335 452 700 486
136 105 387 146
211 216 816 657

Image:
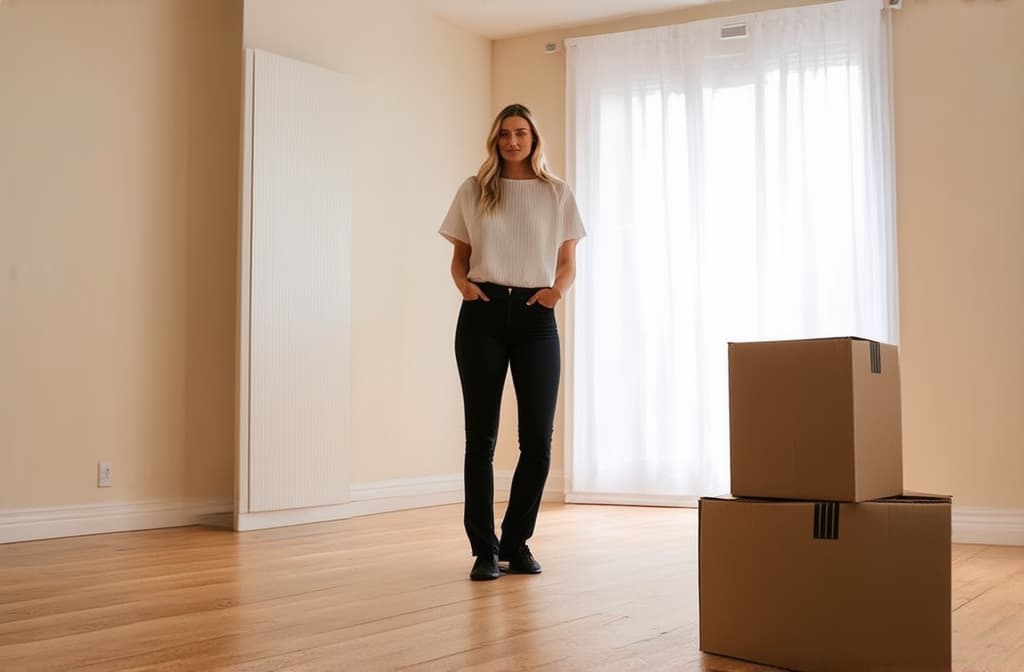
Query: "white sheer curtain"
565 0 896 503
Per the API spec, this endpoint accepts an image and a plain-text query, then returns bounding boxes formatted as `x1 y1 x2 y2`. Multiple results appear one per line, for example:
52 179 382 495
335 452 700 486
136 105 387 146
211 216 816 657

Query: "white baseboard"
12 486 1016 547
349 470 565 502
952 506 1024 546
1 471 567 541
565 492 700 508
0 499 232 544
349 473 464 501
235 469 564 532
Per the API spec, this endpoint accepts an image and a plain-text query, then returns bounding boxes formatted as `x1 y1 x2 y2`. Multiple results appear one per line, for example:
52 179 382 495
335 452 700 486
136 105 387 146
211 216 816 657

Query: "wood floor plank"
951 546 1024 672
1 503 1021 671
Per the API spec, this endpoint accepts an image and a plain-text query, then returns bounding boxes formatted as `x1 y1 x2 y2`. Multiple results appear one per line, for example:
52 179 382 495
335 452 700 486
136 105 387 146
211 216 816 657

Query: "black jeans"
455 282 561 557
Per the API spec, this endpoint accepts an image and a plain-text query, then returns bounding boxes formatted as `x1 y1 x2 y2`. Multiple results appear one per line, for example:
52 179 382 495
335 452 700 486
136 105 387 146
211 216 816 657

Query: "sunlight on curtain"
565 0 896 502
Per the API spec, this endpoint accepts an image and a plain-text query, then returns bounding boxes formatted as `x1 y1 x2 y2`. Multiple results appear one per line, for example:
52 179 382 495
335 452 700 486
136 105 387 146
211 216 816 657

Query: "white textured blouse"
439 176 586 289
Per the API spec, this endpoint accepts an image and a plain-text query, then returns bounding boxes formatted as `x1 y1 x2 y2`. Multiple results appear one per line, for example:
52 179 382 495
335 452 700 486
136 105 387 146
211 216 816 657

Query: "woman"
439 103 586 581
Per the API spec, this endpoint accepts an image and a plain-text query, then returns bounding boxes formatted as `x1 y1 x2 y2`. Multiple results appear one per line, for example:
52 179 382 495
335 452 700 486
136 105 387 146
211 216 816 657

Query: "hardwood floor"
1 503 1021 671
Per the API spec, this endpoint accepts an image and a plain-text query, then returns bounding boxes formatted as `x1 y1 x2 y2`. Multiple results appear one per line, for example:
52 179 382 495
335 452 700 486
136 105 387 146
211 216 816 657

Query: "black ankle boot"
498 544 542 574
469 553 500 581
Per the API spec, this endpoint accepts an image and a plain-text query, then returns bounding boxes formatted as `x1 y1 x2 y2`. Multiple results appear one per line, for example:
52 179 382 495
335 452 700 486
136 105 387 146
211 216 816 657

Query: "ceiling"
411 0 713 40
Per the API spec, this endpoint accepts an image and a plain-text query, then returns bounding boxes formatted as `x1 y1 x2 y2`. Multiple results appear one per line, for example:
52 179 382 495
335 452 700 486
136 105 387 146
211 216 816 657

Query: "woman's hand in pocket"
459 280 489 301
526 287 562 309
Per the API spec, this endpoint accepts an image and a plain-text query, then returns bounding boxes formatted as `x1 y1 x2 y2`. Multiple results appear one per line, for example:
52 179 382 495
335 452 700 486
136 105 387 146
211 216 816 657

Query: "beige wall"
893 1 1024 508
1 0 243 508
242 1 491 484
493 0 1024 508
1 0 489 514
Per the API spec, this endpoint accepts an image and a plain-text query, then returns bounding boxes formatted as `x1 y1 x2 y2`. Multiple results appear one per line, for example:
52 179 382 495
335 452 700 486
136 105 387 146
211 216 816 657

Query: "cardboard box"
729 337 903 502
699 494 952 672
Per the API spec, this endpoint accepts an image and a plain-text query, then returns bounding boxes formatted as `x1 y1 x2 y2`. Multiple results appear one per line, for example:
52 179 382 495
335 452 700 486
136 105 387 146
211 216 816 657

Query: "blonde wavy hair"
476 104 557 215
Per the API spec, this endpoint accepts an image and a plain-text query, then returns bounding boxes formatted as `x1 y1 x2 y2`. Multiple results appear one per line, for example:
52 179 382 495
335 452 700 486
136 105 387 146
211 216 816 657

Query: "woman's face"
497 115 533 165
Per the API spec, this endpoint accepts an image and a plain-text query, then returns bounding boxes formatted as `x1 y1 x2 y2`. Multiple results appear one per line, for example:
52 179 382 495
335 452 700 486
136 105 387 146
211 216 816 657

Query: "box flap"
702 493 950 504
728 335 894 346
877 491 952 503
700 494 784 503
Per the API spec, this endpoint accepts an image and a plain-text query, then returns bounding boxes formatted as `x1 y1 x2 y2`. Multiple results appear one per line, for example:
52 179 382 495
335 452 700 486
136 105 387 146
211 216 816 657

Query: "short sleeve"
560 183 587 242
438 178 474 244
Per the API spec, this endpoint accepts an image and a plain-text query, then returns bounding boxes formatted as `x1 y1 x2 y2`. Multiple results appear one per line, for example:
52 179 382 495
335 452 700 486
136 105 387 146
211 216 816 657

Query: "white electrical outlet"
98 462 113 488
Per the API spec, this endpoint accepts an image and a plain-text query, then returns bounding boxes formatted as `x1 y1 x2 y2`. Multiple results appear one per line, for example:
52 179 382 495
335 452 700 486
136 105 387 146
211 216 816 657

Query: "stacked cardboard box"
698 337 952 672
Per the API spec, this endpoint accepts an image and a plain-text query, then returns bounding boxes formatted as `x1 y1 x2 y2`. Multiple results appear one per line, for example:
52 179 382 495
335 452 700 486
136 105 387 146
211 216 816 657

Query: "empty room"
2 0 1022 670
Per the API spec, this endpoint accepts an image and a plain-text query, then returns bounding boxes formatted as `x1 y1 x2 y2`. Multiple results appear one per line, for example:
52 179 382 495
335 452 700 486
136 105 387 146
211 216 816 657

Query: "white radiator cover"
238 49 352 515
